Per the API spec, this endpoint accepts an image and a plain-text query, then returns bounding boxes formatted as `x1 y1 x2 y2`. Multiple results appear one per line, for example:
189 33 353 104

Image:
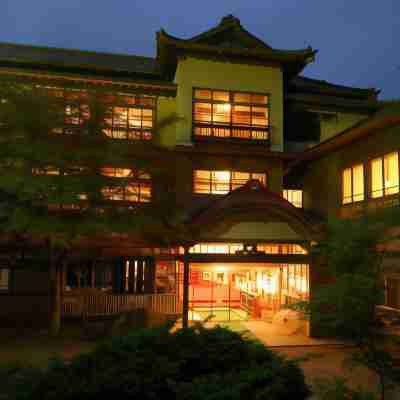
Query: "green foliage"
11 326 310 400
312 377 376 400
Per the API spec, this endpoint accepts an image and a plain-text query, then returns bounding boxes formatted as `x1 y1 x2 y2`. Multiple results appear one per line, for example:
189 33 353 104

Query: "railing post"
182 246 190 329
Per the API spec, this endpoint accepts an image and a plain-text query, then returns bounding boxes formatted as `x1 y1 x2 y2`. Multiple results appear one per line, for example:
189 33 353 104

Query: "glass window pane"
232 171 250 189
194 89 211 100
128 108 142 128
234 93 251 103
232 105 251 125
252 173 266 186
352 164 364 202
213 91 229 102
342 168 352 204
252 107 268 127
371 158 383 198
142 109 153 128
194 103 212 123
211 171 230 194
213 103 231 124
113 107 128 127
251 94 268 104
384 152 399 195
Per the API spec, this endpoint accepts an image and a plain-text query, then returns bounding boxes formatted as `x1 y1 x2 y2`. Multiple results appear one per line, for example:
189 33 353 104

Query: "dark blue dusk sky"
2 1 399 99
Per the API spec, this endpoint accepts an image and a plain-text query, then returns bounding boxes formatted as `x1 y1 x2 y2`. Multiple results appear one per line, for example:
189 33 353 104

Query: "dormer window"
193 89 269 142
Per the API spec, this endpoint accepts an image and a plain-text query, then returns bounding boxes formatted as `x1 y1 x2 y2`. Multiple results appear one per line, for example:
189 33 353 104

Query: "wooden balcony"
62 293 181 320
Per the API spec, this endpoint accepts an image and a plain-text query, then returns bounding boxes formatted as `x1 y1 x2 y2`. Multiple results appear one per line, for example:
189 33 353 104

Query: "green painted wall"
319 112 367 142
174 57 284 151
156 96 177 147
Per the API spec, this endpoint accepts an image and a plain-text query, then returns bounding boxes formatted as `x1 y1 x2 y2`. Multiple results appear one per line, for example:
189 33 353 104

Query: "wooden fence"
62 293 181 319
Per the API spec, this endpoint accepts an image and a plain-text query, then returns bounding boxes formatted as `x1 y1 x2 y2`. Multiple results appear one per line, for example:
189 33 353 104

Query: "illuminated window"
0 268 10 291
371 152 399 198
32 166 60 176
193 89 269 141
283 190 303 208
100 167 150 179
104 96 154 141
188 243 307 255
193 170 266 194
101 168 151 203
342 164 364 204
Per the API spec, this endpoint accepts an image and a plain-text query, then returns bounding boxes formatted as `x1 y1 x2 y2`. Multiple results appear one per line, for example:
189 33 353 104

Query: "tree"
295 208 400 399
0 80 185 335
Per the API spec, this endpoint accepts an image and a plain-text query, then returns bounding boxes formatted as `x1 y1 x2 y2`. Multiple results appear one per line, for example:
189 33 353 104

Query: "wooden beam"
182 247 190 329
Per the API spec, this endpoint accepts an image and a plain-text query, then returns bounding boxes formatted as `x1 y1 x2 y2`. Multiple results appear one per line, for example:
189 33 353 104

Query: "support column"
182 247 190 329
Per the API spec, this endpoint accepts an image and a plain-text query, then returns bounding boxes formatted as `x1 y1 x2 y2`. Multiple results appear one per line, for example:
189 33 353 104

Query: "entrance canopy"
189 180 318 242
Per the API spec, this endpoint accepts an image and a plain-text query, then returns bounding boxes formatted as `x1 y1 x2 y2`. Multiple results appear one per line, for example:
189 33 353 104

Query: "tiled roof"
0 42 162 77
290 76 379 100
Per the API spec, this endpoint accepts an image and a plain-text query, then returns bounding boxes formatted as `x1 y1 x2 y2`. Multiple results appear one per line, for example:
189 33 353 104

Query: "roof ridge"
295 75 378 93
0 41 156 61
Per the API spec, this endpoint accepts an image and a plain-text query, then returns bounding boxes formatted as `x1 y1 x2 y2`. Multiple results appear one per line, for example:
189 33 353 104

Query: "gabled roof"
184 15 273 49
286 103 400 171
188 179 319 240
157 15 317 78
0 41 164 80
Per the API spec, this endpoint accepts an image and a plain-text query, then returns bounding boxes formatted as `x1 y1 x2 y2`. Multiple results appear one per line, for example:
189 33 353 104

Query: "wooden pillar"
144 258 156 294
182 247 190 329
137 260 144 294
90 261 95 289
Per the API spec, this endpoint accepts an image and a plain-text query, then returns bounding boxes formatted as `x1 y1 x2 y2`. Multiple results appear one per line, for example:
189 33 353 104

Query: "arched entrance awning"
188 180 318 242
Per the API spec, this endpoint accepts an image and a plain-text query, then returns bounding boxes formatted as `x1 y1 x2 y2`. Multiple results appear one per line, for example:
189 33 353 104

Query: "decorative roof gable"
189 15 272 50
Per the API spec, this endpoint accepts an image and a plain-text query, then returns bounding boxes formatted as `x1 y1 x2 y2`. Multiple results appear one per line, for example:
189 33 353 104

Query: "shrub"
14 325 310 400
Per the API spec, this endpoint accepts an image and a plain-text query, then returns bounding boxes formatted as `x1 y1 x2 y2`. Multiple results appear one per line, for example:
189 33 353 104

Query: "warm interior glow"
193 169 266 194
283 189 303 208
189 243 307 255
342 164 364 204
193 89 269 141
371 153 399 198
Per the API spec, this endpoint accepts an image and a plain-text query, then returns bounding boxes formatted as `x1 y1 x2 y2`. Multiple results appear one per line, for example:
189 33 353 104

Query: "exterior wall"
174 57 284 150
156 96 178 147
319 112 367 143
302 122 400 218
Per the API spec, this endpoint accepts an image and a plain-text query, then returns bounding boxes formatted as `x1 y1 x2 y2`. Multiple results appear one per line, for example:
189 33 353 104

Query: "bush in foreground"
7 325 310 400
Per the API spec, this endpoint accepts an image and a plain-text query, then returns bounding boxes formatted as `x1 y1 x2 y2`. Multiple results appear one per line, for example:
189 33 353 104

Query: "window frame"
48 88 156 140
101 167 152 203
370 151 400 199
0 267 10 292
192 88 270 143
283 189 303 208
192 169 267 195
341 163 365 205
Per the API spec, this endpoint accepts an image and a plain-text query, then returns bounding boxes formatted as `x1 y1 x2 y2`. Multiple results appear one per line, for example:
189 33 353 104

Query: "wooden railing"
62 293 181 319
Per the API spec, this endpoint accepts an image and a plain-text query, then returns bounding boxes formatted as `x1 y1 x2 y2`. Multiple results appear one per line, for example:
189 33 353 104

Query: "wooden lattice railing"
62 293 180 319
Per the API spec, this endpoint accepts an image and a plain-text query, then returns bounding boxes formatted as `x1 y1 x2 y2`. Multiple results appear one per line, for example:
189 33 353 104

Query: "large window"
283 190 303 208
371 152 399 198
104 96 154 140
101 167 151 203
193 89 269 141
193 170 266 194
342 164 365 204
48 88 155 140
0 268 10 291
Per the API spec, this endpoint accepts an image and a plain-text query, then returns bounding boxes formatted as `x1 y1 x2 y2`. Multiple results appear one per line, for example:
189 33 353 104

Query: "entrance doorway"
178 263 309 322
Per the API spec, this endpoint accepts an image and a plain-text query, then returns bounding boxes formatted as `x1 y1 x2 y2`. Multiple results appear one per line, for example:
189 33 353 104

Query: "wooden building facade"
0 15 398 335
